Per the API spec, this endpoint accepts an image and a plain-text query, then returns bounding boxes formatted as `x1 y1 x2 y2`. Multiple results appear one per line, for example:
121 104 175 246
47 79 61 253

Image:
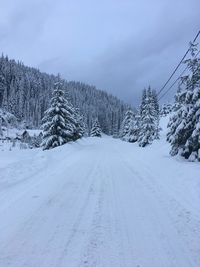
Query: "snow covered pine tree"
167 44 200 161
160 103 172 117
151 88 160 139
41 76 78 150
138 88 159 147
120 109 135 142
129 112 141 142
73 108 86 140
90 119 102 137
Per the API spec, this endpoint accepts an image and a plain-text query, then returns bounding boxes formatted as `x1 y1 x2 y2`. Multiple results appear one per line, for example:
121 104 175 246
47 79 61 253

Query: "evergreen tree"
41 76 76 150
120 109 135 142
112 111 120 138
150 88 160 139
129 113 141 143
30 133 43 148
167 45 200 161
73 108 86 140
90 119 102 137
0 116 3 137
138 88 157 147
151 89 159 116
160 103 172 116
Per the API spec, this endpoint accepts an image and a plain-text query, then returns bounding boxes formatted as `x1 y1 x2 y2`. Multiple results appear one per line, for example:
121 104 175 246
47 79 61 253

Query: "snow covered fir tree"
160 103 172 117
138 87 160 147
73 108 86 140
119 87 159 147
41 76 82 150
129 113 141 143
138 89 155 147
120 109 135 142
90 119 102 137
151 88 160 139
167 45 200 161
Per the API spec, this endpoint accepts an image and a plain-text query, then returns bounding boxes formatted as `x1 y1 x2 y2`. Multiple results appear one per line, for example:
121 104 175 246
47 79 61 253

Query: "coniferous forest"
0 47 200 160
0 55 129 135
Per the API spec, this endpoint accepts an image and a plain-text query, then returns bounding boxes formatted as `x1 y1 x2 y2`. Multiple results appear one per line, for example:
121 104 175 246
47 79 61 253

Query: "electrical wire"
158 50 200 101
157 30 200 97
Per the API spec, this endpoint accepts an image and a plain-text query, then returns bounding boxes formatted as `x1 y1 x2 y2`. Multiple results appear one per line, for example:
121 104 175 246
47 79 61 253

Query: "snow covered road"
0 136 200 267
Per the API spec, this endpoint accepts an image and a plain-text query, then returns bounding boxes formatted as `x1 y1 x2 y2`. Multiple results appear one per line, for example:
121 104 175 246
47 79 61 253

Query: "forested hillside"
0 55 129 134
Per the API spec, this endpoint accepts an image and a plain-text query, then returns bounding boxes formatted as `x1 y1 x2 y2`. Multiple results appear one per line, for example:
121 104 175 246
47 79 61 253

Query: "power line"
158 49 200 101
158 67 187 101
157 30 200 97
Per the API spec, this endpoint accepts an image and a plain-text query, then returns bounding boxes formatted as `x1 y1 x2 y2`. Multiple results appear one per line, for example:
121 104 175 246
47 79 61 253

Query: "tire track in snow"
117 150 198 267
80 175 105 267
80 152 137 267
0 152 101 267
56 164 102 267
119 151 200 267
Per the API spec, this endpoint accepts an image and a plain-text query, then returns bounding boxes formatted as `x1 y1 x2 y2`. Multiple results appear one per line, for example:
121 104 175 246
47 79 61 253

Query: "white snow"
0 117 200 267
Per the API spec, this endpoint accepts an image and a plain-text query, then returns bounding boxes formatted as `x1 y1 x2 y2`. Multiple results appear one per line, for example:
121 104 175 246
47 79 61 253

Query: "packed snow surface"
0 121 200 267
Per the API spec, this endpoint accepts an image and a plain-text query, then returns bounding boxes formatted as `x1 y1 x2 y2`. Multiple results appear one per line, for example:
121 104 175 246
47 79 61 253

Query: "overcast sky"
0 0 199 106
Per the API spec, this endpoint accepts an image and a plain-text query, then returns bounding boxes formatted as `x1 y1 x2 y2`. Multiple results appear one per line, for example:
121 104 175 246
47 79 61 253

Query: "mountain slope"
0 55 129 133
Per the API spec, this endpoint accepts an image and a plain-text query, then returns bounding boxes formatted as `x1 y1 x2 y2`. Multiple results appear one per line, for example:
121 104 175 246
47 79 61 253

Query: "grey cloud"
0 0 199 106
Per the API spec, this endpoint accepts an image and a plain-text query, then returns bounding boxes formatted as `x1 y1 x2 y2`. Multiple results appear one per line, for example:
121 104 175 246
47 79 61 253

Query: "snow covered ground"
0 118 200 267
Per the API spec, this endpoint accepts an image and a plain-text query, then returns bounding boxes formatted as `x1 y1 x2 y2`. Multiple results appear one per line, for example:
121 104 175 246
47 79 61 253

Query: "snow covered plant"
120 109 137 142
160 103 172 117
0 109 18 134
138 87 160 147
41 76 82 150
90 119 102 137
167 45 200 161
119 87 159 146
73 108 86 140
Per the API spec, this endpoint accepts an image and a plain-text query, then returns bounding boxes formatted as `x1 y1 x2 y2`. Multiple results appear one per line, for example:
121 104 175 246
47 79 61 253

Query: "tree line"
0 55 129 135
119 44 200 161
120 87 160 147
0 47 199 160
